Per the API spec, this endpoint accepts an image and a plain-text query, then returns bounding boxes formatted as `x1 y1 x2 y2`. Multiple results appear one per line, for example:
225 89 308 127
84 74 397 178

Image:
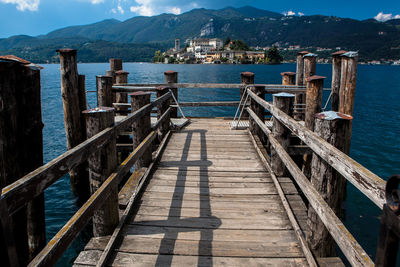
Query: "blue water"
40 63 400 266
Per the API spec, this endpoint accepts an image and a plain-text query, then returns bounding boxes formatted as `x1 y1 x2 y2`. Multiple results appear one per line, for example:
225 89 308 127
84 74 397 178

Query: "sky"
0 0 399 38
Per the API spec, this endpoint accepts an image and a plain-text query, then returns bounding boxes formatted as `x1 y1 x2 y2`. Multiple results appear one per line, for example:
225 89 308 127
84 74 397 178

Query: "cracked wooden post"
331 50 347 111
302 75 325 179
58 49 89 200
307 111 353 257
240 72 254 118
271 93 294 177
130 92 152 169
295 51 308 120
164 71 178 118
96 75 113 107
339 52 358 118
303 53 317 82
115 70 129 113
156 86 171 142
249 85 265 142
0 60 46 265
83 107 119 237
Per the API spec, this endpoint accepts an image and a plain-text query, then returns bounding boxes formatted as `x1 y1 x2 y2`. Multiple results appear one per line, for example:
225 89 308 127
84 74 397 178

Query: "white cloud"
298 12 305 16
283 10 295 16
117 4 124 14
1 0 39 11
130 0 154 16
90 0 103 4
374 12 400 22
167 6 181 15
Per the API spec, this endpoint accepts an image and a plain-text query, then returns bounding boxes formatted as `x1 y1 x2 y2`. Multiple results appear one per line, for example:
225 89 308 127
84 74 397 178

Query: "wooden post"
295 51 308 120
296 51 309 86
156 86 171 142
331 50 347 111
164 71 178 118
271 93 294 176
115 70 129 110
240 72 255 118
57 49 89 199
96 76 113 107
302 75 325 178
339 52 358 117
0 60 46 265
303 53 317 82
110 58 122 72
281 72 296 86
307 111 353 257
130 92 152 169
106 70 116 84
249 85 265 141
83 107 119 237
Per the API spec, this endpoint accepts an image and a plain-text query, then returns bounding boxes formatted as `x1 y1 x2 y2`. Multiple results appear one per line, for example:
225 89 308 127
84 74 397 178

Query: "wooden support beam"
246 89 386 208
331 50 347 111
58 48 89 200
303 75 325 179
156 86 171 142
83 107 119 237
271 93 294 176
247 108 374 266
307 111 353 257
249 85 265 142
240 72 254 118
130 92 152 169
96 76 113 107
109 59 122 73
164 71 178 118
295 51 308 120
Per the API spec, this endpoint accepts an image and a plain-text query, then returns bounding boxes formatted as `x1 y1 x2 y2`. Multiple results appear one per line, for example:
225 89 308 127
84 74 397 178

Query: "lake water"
40 63 400 266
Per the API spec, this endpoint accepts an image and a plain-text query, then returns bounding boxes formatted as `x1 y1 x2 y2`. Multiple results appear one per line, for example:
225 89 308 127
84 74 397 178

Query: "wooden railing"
1 92 172 266
245 87 390 266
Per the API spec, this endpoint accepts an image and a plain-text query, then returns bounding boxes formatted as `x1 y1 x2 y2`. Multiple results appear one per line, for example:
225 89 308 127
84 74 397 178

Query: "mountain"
0 6 399 62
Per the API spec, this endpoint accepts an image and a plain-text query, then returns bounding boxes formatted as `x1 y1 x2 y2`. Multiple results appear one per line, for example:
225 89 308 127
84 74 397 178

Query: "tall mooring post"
249 85 265 142
83 107 119 236
271 93 295 176
156 86 171 142
107 58 122 84
58 49 89 200
164 71 178 118
96 76 113 107
302 75 325 179
331 50 347 111
0 60 46 265
295 51 309 120
130 92 152 169
303 53 317 82
240 72 255 118
307 111 353 257
115 70 129 112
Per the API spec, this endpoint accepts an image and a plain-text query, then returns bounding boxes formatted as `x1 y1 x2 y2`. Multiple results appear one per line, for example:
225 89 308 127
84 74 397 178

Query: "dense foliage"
265 46 283 64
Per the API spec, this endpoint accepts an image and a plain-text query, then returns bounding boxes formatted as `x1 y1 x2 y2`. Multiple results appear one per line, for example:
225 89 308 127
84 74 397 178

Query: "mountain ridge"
1 6 399 62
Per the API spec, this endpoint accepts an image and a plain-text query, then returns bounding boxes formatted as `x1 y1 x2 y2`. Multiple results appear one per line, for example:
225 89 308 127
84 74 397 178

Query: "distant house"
187 38 223 53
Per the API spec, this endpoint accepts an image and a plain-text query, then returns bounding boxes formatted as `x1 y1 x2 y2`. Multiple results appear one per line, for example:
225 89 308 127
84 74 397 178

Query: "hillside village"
158 38 269 64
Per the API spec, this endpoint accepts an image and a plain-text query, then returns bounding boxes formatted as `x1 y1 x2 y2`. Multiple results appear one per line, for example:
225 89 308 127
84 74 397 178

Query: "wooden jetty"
0 51 399 267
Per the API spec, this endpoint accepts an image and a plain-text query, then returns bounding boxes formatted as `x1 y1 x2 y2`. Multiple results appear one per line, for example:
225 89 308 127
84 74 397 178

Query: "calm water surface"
40 63 400 266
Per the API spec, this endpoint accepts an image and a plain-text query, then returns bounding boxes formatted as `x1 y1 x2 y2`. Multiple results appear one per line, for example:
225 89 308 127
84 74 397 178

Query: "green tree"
224 37 231 46
230 40 249 51
265 46 283 64
153 50 164 62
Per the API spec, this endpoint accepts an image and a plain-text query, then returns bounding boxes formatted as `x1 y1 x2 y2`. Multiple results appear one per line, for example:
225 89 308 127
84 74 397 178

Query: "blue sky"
0 0 399 38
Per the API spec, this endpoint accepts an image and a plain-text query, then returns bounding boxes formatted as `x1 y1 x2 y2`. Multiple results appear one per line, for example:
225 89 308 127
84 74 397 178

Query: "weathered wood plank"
74 250 308 266
118 169 145 209
247 89 386 208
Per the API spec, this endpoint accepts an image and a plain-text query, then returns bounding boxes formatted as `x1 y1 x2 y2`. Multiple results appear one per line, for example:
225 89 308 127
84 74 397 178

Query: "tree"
224 37 231 46
265 46 283 64
153 50 164 63
230 40 249 51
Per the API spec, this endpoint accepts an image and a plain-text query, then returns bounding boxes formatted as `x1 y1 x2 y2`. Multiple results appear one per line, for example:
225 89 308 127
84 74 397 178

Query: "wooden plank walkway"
74 118 342 267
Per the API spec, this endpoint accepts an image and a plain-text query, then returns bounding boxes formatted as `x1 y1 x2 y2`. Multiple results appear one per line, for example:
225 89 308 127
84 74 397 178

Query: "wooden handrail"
28 130 157 267
1 92 172 216
247 88 386 208
247 108 374 266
